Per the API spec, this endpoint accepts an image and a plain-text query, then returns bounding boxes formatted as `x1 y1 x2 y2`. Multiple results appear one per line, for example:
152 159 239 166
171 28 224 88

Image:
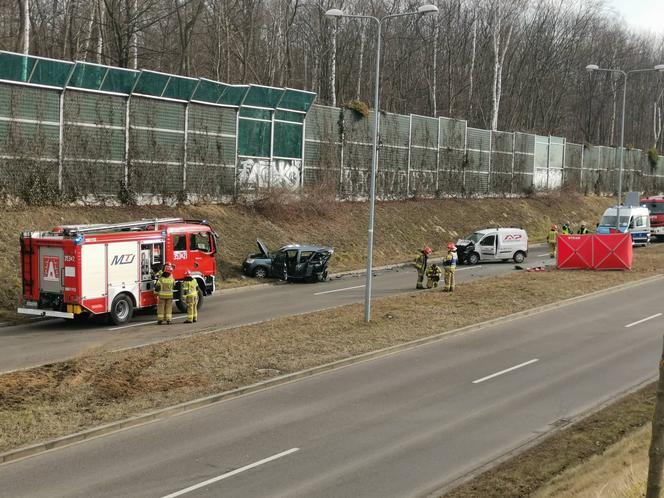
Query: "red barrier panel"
557 235 594 269
593 233 633 270
556 234 632 270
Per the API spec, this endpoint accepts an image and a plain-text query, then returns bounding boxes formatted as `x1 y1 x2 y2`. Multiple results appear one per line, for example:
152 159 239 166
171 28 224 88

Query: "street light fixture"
326 4 438 322
585 63 664 231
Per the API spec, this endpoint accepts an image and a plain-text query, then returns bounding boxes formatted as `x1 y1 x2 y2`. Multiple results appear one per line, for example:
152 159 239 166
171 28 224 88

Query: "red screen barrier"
556 234 632 270
592 233 633 270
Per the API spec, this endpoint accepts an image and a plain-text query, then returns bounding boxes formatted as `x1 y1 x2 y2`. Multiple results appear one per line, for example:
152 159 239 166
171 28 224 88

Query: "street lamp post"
326 4 438 323
585 64 664 230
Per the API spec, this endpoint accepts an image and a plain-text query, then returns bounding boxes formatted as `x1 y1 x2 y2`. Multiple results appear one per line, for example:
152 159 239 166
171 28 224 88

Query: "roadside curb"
2 271 660 466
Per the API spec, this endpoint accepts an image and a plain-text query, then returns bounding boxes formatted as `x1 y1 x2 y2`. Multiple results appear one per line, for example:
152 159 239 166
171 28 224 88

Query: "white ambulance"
456 227 529 265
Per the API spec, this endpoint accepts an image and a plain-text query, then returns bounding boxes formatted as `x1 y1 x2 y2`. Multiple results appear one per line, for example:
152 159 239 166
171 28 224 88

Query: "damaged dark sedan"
243 239 334 282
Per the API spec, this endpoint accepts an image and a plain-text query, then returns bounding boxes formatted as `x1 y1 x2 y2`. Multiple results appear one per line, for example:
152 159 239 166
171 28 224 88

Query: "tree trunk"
356 23 366 100
646 336 664 498
82 2 96 61
468 19 476 118
20 0 30 55
96 0 104 64
131 0 138 69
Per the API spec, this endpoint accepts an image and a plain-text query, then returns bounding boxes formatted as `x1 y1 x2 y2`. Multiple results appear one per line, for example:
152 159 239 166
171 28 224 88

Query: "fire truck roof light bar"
60 218 184 235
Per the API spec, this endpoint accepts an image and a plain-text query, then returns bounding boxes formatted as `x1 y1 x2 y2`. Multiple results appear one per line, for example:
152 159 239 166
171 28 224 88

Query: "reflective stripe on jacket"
443 252 457 268
414 253 428 271
181 279 198 298
426 266 442 277
547 230 557 243
155 275 175 298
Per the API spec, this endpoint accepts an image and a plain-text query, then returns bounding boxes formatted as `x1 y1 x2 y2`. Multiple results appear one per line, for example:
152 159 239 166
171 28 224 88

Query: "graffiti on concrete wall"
236 157 302 190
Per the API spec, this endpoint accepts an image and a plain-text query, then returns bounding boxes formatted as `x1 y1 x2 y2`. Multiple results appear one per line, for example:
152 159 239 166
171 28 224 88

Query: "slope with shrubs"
0 192 613 317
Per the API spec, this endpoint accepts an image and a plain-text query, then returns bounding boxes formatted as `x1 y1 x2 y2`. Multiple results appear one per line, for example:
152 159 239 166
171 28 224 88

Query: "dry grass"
534 425 653 498
0 193 614 314
0 244 661 454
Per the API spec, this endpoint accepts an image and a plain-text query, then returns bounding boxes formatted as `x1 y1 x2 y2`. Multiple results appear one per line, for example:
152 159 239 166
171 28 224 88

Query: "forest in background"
3 0 664 150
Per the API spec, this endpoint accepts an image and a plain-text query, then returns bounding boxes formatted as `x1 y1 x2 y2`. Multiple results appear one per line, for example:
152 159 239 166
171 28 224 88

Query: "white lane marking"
161 448 300 498
108 315 187 331
537 253 550 257
456 265 481 271
625 313 663 329
314 285 365 296
472 358 539 384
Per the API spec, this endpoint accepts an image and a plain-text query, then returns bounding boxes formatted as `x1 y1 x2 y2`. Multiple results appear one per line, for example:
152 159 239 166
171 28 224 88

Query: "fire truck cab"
642 195 664 241
18 218 218 325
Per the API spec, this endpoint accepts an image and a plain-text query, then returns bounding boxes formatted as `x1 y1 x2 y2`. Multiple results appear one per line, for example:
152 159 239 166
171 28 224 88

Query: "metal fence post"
510 132 516 195
57 90 65 192
339 109 345 196
488 130 493 194
435 116 441 195
301 119 306 189
580 144 585 191
546 135 551 190
561 137 566 191
406 114 412 197
182 103 189 193
233 109 239 198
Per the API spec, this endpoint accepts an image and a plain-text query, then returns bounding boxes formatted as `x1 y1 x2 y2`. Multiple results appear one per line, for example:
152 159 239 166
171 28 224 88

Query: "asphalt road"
0 246 552 373
0 276 661 498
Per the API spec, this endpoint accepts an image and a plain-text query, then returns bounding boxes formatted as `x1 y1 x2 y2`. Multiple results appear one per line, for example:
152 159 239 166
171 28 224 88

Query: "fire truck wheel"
109 294 134 325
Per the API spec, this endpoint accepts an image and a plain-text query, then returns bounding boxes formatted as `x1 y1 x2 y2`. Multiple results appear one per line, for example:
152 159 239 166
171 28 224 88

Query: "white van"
597 206 651 246
456 227 528 265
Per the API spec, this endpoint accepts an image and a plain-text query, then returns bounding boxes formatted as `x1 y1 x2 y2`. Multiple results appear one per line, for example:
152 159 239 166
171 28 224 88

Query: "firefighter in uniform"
182 271 199 323
414 246 432 289
154 267 175 324
442 243 458 292
547 225 558 258
426 263 442 289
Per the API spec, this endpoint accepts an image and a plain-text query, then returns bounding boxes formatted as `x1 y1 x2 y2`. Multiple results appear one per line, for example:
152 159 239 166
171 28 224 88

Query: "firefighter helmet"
422 246 433 255
447 242 456 251
551 224 558 230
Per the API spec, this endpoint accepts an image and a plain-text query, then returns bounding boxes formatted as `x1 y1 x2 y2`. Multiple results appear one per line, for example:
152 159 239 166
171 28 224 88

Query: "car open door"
479 234 497 259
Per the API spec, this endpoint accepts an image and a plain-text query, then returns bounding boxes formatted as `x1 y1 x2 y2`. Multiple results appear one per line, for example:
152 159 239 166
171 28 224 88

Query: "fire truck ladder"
60 218 184 235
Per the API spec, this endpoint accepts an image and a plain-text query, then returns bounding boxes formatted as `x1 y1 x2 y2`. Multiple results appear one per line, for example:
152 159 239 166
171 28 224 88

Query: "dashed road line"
472 359 540 384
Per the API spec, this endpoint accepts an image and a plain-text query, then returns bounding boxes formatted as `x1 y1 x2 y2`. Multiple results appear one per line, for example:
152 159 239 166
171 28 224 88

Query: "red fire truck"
18 218 218 325
641 195 664 241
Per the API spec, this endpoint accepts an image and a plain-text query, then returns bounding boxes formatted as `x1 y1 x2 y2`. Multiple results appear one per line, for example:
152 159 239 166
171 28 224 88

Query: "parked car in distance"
456 227 528 265
243 239 334 282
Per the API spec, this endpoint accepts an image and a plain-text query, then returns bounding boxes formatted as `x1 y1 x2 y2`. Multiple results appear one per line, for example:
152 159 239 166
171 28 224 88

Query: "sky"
608 0 664 34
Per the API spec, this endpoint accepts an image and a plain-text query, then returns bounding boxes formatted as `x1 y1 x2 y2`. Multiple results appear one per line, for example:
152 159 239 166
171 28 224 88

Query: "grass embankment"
445 382 658 498
0 193 612 318
1 243 661 455
534 422 653 498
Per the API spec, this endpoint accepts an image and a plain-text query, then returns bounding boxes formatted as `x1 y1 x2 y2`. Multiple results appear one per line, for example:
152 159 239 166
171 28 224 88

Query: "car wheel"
468 252 480 265
109 294 133 325
253 266 268 279
513 251 525 264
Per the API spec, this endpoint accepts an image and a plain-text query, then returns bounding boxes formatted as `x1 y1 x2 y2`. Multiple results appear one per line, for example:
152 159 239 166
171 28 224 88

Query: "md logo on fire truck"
111 254 136 265
42 256 60 282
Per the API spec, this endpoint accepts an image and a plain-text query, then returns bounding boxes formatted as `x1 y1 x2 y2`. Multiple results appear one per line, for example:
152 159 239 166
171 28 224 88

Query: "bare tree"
18 0 30 54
